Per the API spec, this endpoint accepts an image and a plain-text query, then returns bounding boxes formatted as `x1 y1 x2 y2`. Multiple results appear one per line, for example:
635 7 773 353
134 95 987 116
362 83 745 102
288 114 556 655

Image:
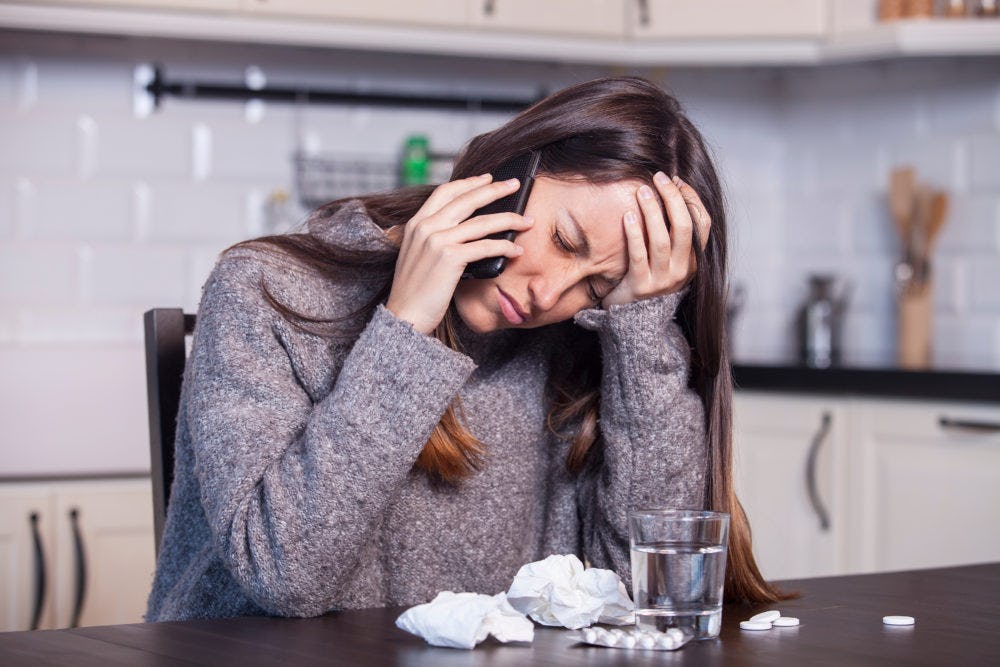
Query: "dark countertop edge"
733 364 1000 404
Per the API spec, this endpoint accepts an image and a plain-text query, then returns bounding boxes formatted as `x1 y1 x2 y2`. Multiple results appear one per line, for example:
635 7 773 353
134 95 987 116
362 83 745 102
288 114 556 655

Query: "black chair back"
143 308 196 557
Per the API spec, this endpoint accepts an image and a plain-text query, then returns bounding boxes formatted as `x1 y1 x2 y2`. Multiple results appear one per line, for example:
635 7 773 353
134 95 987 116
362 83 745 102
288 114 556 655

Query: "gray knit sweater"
145 201 707 622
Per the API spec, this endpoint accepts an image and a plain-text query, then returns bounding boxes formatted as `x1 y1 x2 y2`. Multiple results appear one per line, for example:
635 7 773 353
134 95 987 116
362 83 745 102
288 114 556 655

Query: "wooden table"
2 563 998 666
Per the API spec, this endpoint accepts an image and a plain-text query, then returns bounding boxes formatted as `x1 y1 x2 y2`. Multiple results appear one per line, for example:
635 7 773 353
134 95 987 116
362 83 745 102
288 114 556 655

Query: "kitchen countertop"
733 363 1000 403
2 563 997 665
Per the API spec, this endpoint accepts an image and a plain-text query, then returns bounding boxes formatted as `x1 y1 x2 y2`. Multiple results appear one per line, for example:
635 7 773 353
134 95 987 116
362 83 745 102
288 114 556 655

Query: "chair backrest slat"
143 308 195 557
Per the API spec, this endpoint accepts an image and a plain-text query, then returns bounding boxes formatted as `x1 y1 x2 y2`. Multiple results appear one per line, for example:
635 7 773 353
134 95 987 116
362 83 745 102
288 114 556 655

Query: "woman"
146 76 783 622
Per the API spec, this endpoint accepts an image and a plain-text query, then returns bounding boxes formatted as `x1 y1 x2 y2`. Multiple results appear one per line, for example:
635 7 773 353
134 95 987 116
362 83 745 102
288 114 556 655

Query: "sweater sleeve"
184 252 475 617
572 291 708 588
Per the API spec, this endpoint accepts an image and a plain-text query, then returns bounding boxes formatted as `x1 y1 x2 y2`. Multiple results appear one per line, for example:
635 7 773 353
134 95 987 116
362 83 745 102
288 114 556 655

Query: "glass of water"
629 508 730 640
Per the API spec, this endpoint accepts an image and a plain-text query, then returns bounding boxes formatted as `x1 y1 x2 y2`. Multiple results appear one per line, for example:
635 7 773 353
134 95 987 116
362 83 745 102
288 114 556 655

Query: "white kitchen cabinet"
628 0 828 39
15 0 239 10
848 399 1000 574
0 478 155 631
733 394 848 581
242 0 467 28
468 0 626 37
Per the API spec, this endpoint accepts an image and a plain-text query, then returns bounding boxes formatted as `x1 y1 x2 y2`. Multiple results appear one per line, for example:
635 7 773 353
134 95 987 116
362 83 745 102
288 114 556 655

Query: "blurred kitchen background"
1 0 998 633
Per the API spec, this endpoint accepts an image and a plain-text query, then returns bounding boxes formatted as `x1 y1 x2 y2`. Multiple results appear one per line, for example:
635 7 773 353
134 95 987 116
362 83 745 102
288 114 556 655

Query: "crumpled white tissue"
506 554 635 629
395 591 534 649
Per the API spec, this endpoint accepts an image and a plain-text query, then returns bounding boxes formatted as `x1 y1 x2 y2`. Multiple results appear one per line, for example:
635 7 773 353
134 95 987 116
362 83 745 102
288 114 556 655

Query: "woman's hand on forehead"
600 171 711 308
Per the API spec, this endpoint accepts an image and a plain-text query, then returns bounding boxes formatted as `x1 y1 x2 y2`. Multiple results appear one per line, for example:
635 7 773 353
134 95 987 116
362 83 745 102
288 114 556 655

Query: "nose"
527 271 574 314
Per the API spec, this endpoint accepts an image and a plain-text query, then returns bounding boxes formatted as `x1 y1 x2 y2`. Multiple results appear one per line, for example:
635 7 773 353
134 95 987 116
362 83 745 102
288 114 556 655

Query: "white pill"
740 620 773 631
666 627 685 642
883 615 915 626
582 628 597 643
621 635 637 649
656 634 678 649
609 628 627 639
749 610 782 624
638 635 656 649
773 616 800 627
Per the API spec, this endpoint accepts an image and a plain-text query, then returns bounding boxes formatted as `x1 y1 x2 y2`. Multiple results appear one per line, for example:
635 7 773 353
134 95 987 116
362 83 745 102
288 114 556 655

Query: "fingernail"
479 173 492 179
672 175 682 186
624 211 637 225
506 178 520 186
523 215 534 225
638 185 654 200
513 244 524 255
654 171 669 185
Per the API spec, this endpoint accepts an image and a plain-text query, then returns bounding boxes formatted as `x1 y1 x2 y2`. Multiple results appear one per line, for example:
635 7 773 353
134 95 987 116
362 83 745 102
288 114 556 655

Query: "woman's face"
454 175 642 333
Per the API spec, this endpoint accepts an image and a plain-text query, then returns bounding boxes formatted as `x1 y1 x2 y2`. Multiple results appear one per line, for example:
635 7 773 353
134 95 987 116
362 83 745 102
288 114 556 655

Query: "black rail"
146 65 539 113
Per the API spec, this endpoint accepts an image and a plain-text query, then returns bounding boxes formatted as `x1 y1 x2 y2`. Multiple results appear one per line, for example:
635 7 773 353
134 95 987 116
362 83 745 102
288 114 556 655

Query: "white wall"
0 31 998 474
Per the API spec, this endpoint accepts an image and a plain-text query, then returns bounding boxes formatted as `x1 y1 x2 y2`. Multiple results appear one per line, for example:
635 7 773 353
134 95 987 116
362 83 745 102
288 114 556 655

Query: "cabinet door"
244 0 467 27
469 0 626 37
733 393 847 580
0 486 55 631
629 0 827 38
51 479 155 627
849 400 1000 573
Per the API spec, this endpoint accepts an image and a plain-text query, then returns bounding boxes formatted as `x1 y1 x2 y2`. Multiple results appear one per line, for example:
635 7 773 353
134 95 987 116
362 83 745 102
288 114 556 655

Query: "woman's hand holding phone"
601 171 712 309
386 174 534 334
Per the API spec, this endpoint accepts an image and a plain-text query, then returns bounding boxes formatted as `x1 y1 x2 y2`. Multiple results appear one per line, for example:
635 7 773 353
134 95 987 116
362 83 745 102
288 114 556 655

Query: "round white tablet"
773 616 800 627
883 615 915 626
740 620 773 631
749 610 782 624
583 628 597 643
655 634 677 649
666 627 685 642
638 634 656 649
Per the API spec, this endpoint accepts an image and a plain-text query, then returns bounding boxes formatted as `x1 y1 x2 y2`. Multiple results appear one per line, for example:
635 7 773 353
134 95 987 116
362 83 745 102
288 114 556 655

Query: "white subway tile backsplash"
936 194 1000 253
885 136 967 194
968 257 1000 312
969 134 1000 192
933 315 999 369
22 180 133 241
0 110 76 176
88 245 189 306
15 305 144 343
0 36 996 371
145 182 259 242
0 243 80 305
89 113 191 179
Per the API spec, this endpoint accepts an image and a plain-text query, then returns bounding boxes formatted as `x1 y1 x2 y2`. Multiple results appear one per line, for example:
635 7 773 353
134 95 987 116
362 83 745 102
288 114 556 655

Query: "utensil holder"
897 284 932 368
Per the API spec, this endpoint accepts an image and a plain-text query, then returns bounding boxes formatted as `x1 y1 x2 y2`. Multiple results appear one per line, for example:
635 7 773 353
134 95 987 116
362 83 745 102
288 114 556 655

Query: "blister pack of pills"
569 626 694 651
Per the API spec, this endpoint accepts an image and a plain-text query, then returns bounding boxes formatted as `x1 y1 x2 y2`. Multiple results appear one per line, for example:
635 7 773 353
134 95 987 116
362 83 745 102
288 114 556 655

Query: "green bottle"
401 134 430 186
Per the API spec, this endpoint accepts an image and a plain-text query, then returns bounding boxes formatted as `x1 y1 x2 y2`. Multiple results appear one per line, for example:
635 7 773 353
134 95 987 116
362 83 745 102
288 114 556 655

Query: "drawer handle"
939 417 1000 433
29 512 47 631
805 412 832 532
483 0 496 16
69 508 88 628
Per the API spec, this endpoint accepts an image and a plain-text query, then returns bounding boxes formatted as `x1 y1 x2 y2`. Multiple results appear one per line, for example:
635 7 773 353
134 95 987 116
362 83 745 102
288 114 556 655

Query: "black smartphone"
461 150 542 280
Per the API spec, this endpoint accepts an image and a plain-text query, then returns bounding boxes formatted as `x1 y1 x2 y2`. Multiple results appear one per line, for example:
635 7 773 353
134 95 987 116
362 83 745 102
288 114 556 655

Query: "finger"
654 172 694 272
413 173 492 221
431 177 522 230
454 238 525 264
635 182 671 272
675 176 711 252
444 212 534 243
622 210 649 273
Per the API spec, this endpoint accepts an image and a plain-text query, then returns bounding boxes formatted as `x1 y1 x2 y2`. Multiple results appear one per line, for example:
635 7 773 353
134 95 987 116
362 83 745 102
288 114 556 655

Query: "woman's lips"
497 287 526 325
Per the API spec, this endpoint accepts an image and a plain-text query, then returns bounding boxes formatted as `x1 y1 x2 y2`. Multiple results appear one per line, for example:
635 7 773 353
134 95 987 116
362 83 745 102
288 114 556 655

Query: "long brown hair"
237 76 787 604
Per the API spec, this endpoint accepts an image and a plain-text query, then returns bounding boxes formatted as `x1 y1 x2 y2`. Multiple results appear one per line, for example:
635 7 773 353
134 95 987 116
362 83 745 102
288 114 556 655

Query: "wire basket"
294 151 456 209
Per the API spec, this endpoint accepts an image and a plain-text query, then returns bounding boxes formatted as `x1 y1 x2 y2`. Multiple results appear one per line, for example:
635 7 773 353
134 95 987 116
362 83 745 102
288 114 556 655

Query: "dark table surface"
2 563 998 666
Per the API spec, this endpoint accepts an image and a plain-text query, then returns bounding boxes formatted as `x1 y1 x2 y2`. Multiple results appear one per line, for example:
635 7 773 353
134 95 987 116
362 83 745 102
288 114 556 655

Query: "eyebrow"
563 208 624 287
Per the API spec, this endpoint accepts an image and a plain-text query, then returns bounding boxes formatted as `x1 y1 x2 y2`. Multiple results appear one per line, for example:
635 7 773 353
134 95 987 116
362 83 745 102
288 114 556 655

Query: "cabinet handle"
29 512 47 631
939 416 1000 433
636 0 650 27
69 508 88 628
805 412 832 532
483 0 496 17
